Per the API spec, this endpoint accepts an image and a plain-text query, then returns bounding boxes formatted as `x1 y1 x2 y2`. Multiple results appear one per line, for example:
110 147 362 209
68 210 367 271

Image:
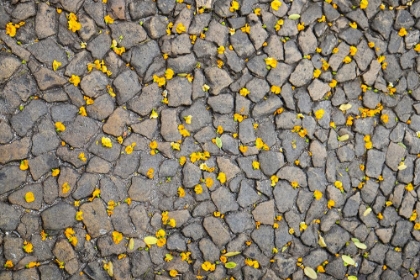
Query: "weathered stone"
41 202 76 231
204 67 233 95
53 239 79 275
203 216 231 248
289 59 314 87
80 199 113 238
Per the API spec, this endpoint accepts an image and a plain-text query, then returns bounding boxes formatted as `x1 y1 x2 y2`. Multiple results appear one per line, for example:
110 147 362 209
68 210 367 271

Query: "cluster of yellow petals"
89 188 101 201
69 75 81 87
176 22 186 34
23 240 33 253
55 122 66 132
190 151 210 163
112 231 123 244
364 135 373 150
201 261 216 271
233 113 246 122
313 190 323 200
104 15 114 24
291 181 299 189
5 21 25 37
194 184 203 194
314 109 325 120
68 13 81 32
62 182 71 194
53 60 62 71
178 124 190 137
240 87 250 97
78 152 87 162
271 0 282 11
292 125 308 138
125 142 136 154
360 0 368 9
217 172 227 184
271 175 279 187
64 228 78 247
265 57 277 68
87 59 112 76
245 258 260 269
229 0 240 12
255 137 269 150
101 137 113 148
177 186 185 197
334 181 344 192
146 168 154 179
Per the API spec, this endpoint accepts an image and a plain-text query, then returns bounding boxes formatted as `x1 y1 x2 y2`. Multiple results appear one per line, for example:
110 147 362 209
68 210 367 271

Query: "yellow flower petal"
101 137 113 148
52 60 61 71
69 75 81 86
271 0 282 11
55 122 66 132
25 192 35 203
104 15 114 24
20 159 29 171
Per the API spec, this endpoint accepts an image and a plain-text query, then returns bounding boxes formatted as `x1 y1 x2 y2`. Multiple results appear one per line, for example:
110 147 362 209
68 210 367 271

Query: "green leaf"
397 142 406 149
223 251 241 257
144 236 158 245
289 14 301 20
338 134 349 141
216 137 222 148
342 255 356 266
348 276 358 280
304 267 318 279
352 238 367 250
225 262 237 269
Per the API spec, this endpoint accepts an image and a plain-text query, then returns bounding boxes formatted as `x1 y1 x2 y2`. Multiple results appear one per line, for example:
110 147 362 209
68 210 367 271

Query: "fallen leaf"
215 137 222 148
144 236 158 245
289 14 301 20
304 267 317 279
342 255 356 266
223 251 241 257
339 103 352 111
225 262 237 269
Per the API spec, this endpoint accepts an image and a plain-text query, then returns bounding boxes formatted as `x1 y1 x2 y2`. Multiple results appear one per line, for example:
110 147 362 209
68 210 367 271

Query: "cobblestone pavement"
1 0 420 279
